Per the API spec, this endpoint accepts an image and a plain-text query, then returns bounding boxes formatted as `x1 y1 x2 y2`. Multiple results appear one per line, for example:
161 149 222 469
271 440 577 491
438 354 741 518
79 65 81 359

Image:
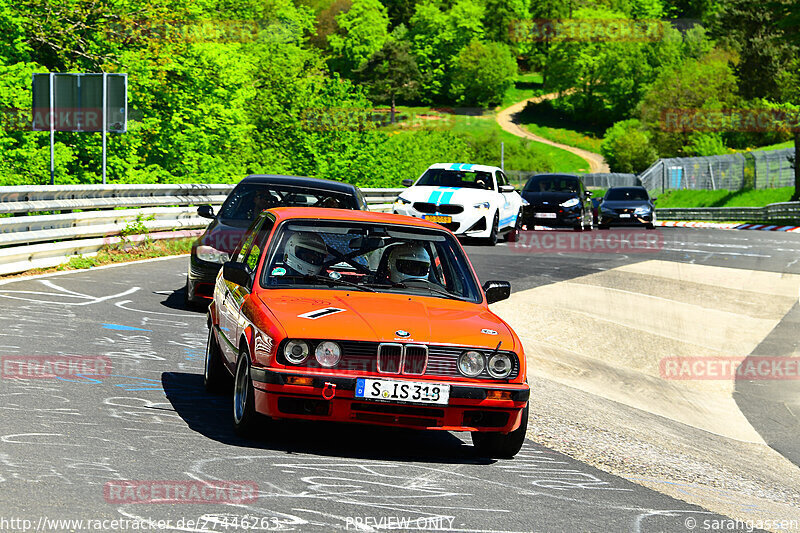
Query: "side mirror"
499 185 515 193
222 261 251 288
483 280 511 304
401 179 414 187
197 205 215 219
585 191 592 198
651 196 658 202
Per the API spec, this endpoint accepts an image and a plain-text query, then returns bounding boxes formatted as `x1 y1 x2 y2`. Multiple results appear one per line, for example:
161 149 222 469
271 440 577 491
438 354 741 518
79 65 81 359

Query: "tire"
472 405 528 459
233 347 259 438
645 223 655 230
584 211 593 231
204 327 229 393
598 223 609 230
485 213 499 246
504 210 523 242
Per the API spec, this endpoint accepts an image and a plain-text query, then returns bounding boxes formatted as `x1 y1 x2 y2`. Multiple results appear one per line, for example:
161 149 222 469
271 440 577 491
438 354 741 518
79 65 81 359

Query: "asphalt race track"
1 227 798 532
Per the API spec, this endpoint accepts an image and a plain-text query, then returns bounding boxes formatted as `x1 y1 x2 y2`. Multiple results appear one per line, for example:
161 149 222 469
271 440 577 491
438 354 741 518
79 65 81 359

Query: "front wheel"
233 349 259 437
204 327 230 393
472 405 528 458
485 213 499 246
504 210 523 242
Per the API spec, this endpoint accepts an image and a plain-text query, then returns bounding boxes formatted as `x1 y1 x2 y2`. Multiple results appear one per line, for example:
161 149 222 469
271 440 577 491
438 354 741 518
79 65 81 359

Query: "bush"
601 119 658 173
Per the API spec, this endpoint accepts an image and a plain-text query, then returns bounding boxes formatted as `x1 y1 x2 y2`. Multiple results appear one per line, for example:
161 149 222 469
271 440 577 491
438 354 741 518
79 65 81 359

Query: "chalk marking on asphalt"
0 281 139 306
661 247 770 258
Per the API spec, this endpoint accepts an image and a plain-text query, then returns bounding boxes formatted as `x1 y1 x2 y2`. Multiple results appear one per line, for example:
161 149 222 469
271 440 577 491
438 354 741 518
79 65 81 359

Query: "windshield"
218 183 355 221
605 188 650 201
416 168 495 190
524 176 580 193
260 220 482 302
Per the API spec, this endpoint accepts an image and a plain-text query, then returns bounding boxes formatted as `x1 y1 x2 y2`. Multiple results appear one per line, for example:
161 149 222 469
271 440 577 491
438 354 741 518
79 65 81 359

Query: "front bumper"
599 211 654 226
250 367 529 433
521 206 581 229
393 204 493 238
187 254 223 301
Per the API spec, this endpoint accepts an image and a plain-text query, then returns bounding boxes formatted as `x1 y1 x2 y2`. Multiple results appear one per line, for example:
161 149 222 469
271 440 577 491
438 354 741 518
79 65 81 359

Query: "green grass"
499 72 545 109
748 140 794 152
389 106 591 174
515 99 606 154
653 187 795 208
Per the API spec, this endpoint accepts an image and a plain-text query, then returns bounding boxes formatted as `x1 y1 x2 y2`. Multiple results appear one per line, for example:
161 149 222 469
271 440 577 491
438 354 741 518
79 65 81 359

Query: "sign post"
32 73 127 185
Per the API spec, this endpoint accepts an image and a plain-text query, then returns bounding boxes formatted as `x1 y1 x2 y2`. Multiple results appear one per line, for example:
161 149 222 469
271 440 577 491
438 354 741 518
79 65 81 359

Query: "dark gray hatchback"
185 174 367 306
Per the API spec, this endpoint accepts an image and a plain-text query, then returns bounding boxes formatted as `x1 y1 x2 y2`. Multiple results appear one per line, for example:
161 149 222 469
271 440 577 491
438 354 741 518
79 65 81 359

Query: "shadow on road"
162 371 491 465
160 285 209 313
734 302 800 469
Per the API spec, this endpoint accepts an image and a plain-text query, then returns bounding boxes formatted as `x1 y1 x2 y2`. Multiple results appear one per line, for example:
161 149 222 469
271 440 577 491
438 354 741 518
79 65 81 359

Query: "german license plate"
423 215 452 224
535 212 557 219
619 214 631 218
355 378 450 405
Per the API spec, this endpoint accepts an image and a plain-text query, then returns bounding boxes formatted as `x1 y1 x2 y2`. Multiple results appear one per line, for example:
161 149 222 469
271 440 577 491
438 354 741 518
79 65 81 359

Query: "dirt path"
497 92 610 173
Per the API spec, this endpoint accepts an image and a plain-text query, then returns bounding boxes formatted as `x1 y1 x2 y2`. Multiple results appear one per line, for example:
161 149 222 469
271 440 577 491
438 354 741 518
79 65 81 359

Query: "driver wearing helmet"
283 232 328 277
386 243 431 283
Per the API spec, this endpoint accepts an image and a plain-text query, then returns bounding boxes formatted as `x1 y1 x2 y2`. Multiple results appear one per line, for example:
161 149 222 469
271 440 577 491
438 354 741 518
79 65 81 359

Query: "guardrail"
0 184 402 276
655 202 800 222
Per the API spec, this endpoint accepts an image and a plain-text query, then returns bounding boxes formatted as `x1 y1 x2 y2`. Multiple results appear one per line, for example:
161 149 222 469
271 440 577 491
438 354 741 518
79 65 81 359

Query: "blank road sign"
32 73 127 133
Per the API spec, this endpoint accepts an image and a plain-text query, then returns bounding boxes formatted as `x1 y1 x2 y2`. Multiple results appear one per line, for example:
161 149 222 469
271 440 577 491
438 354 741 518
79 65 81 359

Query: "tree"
709 0 797 101
449 39 517 107
601 119 658 173
354 39 420 123
327 0 389 76
407 0 485 102
638 49 739 157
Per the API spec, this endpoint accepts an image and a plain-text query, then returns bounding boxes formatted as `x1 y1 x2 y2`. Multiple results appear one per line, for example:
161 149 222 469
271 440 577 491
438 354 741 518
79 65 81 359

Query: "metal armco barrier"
655 202 800 222
0 184 402 276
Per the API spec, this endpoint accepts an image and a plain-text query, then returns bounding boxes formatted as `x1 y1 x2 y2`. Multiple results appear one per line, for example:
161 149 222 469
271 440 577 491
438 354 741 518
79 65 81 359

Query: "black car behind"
597 186 656 229
185 174 367 305
520 174 593 231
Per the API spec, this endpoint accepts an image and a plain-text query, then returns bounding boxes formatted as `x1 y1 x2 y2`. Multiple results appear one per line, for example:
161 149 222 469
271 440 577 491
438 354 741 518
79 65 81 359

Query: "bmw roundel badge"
395 330 411 338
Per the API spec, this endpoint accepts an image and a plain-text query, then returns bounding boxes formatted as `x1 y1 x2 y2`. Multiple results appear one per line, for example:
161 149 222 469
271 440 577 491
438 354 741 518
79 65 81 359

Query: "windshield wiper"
377 278 458 299
302 274 375 292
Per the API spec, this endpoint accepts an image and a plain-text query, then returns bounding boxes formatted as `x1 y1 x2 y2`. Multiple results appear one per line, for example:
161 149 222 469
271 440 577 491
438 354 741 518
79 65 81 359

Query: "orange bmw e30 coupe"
205 207 529 457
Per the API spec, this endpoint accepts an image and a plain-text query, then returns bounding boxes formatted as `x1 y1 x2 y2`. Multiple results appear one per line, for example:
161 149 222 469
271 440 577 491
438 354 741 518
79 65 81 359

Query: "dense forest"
0 0 798 186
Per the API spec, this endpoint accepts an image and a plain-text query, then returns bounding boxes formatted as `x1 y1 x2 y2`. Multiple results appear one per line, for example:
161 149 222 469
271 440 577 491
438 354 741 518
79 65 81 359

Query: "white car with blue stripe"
393 163 525 245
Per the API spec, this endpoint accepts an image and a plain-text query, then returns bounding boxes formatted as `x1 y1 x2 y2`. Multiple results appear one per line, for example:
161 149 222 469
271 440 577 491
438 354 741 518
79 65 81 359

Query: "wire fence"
639 147 796 192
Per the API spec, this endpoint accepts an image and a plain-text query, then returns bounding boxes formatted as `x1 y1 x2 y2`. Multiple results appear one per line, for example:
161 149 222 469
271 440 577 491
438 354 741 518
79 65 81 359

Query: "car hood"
257 290 516 351
401 186 494 205
199 218 251 253
521 191 578 205
601 200 652 209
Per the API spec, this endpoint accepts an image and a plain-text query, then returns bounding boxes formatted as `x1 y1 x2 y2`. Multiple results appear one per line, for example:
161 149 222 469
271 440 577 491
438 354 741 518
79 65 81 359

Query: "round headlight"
487 353 513 378
315 341 341 367
458 351 485 377
284 340 309 364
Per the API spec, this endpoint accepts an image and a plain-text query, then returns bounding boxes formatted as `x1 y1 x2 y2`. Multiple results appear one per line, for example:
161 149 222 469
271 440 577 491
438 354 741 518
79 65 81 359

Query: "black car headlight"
196 245 230 264
560 198 580 209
